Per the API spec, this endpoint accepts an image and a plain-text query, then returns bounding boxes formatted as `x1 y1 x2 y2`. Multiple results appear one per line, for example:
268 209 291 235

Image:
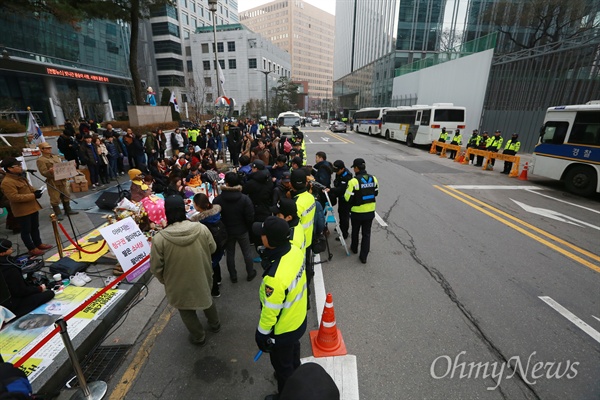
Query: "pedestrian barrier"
460 148 521 177
310 293 347 358
429 141 461 158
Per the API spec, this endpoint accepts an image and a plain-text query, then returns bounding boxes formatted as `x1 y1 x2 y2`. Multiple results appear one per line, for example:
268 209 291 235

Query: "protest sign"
53 160 78 181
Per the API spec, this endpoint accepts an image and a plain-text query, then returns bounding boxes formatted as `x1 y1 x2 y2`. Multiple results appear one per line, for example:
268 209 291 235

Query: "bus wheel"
385 130 390 140
368 127 372 136
564 166 597 196
406 134 414 147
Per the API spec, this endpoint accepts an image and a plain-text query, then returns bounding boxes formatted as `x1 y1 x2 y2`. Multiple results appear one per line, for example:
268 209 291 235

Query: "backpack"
203 220 228 253
283 138 292 154
0 362 33 400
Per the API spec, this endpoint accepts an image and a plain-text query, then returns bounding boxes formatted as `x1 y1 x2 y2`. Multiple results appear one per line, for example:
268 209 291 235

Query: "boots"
63 202 79 216
52 205 64 220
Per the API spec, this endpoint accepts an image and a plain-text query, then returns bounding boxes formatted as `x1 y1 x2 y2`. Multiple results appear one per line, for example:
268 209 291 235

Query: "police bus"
353 107 389 136
277 111 301 135
531 101 600 195
381 103 466 146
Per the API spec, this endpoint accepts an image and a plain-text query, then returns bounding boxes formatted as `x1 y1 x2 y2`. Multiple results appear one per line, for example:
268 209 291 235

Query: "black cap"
252 160 265 170
281 171 291 183
495 130 501 133
1 157 20 169
164 195 185 212
271 198 297 217
351 158 366 169
0 239 12 252
291 169 307 188
252 216 290 247
291 156 303 167
333 160 345 171
279 362 340 400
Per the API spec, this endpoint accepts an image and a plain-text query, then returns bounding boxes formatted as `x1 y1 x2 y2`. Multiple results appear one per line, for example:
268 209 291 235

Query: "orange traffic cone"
518 162 528 180
456 152 465 163
310 293 347 357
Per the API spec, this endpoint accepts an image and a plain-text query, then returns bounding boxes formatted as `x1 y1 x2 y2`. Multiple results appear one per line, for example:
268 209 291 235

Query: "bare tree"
53 89 81 125
187 74 210 122
487 0 600 50
439 28 463 53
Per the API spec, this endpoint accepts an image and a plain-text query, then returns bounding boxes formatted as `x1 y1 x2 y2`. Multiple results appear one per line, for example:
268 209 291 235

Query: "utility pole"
261 70 271 117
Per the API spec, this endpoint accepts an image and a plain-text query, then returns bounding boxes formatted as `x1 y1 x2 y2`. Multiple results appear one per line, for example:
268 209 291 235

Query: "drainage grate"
69 345 132 387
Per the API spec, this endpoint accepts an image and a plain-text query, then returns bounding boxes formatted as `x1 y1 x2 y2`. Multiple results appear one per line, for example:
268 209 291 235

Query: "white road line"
313 254 326 327
593 315 600 323
305 142 347 145
375 211 388 227
525 189 600 215
376 139 387 144
448 185 542 190
539 296 600 343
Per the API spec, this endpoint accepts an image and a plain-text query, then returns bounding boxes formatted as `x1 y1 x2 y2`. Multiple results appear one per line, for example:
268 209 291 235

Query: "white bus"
531 101 600 195
381 103 466 146
277 111 301 135
353 107 389 136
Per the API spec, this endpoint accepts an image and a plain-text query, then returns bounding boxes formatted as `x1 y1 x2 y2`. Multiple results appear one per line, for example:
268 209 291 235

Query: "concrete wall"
127 106 172 127
391 49 494 133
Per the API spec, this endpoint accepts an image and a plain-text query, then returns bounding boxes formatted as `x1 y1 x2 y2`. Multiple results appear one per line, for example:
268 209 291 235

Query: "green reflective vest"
487 135 503 150
504 139 521 152
258 244 307 336
439 131 448 142
345 172 379 213
294 191 315 248
451 134 462 145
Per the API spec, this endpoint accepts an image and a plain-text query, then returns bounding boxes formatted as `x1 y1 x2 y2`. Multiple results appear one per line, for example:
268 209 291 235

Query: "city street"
106 126 600 399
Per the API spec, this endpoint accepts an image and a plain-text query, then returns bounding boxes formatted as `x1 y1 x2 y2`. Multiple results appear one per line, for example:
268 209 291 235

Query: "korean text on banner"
99 217 151 282
53 160 78 181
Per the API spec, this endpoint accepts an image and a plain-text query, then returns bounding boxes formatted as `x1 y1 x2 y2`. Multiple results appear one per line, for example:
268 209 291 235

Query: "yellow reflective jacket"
345 172 379 213
258 244 307 336
294 190 315 248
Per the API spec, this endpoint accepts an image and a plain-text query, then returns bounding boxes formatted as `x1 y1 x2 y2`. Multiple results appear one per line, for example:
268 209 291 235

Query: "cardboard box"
73 174 88 184
70 182 89 193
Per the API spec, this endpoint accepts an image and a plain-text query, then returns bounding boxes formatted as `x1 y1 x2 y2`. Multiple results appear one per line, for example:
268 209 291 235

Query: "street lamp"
260 70 271 117
208 0 220 99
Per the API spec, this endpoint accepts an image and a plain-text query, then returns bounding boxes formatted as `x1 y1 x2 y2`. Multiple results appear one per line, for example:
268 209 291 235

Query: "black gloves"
255 330 274 353
34 190 43 199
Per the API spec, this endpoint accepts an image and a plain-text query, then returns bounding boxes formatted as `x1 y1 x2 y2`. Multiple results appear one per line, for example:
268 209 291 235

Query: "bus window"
421 110 431 126
416 111 421 125
541 121 569 144
568 111 600 146
434 109 465 122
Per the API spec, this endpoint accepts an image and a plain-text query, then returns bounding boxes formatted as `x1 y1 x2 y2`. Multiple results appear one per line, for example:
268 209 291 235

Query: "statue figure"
146 86 157 106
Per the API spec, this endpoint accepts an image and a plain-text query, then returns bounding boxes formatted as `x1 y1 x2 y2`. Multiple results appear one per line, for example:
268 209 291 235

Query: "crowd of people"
0 118 380 400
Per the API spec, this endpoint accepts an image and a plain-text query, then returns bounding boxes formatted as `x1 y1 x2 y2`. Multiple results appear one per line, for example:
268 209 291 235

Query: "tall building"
143 1 239 100
0 13 132 126
190 24 291 116
239 0 335 104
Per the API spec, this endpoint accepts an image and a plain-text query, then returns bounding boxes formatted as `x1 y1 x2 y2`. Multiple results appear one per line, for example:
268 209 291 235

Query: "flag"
169 92 180 113
217 62 227 97
27 110 45 144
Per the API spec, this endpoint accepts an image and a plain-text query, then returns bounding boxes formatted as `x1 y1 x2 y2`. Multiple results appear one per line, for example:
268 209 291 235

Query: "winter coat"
96 143 109 166
0 255 44 311
0 172 42 217
150 220 216 310
212 185 254 236
78 142 98 167
312 160 333 188
242 169 273 222
57 134 78 161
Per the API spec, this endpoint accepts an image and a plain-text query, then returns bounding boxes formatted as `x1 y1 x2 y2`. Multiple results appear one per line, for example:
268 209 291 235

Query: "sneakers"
209 323 221 333
104 276 118 287
75 272 92 283
253 257 261 263
211 287 221 298
29 248 45 256
70 274 87 287
37 243 53 250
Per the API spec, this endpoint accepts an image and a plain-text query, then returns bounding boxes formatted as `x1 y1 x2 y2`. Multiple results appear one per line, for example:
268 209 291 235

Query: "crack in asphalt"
383 215 541 400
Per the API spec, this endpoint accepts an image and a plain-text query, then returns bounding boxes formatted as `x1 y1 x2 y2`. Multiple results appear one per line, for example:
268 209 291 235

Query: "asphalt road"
108 127 600 400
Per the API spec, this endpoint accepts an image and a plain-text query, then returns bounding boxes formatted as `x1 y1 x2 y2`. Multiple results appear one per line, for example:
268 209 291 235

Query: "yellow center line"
326 131 354 144
445 186 600 264
109 305 175 400
434 185 600 273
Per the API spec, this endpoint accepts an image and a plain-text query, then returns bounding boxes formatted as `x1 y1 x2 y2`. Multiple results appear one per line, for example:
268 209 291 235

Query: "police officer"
466 129 479 164
290 169 315 286
330 160 352 241
291 126 307 166
475 131 489 167
502 133 521 174
436 127 448 154
487 130 504 168
344 158 379 264
448 129 462 159
253 216 307 400
271 198 305 251
36 142 79 221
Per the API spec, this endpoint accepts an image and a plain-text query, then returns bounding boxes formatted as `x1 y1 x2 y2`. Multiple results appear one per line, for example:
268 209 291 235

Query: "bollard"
51 214 64 259
55 319 107 400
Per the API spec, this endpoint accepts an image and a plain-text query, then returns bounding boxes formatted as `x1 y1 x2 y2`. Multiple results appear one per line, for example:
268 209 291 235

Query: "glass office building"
0 13 132 126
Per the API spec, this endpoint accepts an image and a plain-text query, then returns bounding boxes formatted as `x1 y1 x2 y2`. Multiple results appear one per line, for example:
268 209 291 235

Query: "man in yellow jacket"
254 216 307 400
345 158 379 264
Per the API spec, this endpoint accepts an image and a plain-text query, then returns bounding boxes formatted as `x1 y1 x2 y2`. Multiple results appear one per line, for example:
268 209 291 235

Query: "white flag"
169 92 180 113
27 110 45 145
217 62 227 97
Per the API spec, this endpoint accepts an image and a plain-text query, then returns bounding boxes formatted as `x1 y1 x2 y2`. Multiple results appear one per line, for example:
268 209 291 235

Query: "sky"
238 0 336 15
